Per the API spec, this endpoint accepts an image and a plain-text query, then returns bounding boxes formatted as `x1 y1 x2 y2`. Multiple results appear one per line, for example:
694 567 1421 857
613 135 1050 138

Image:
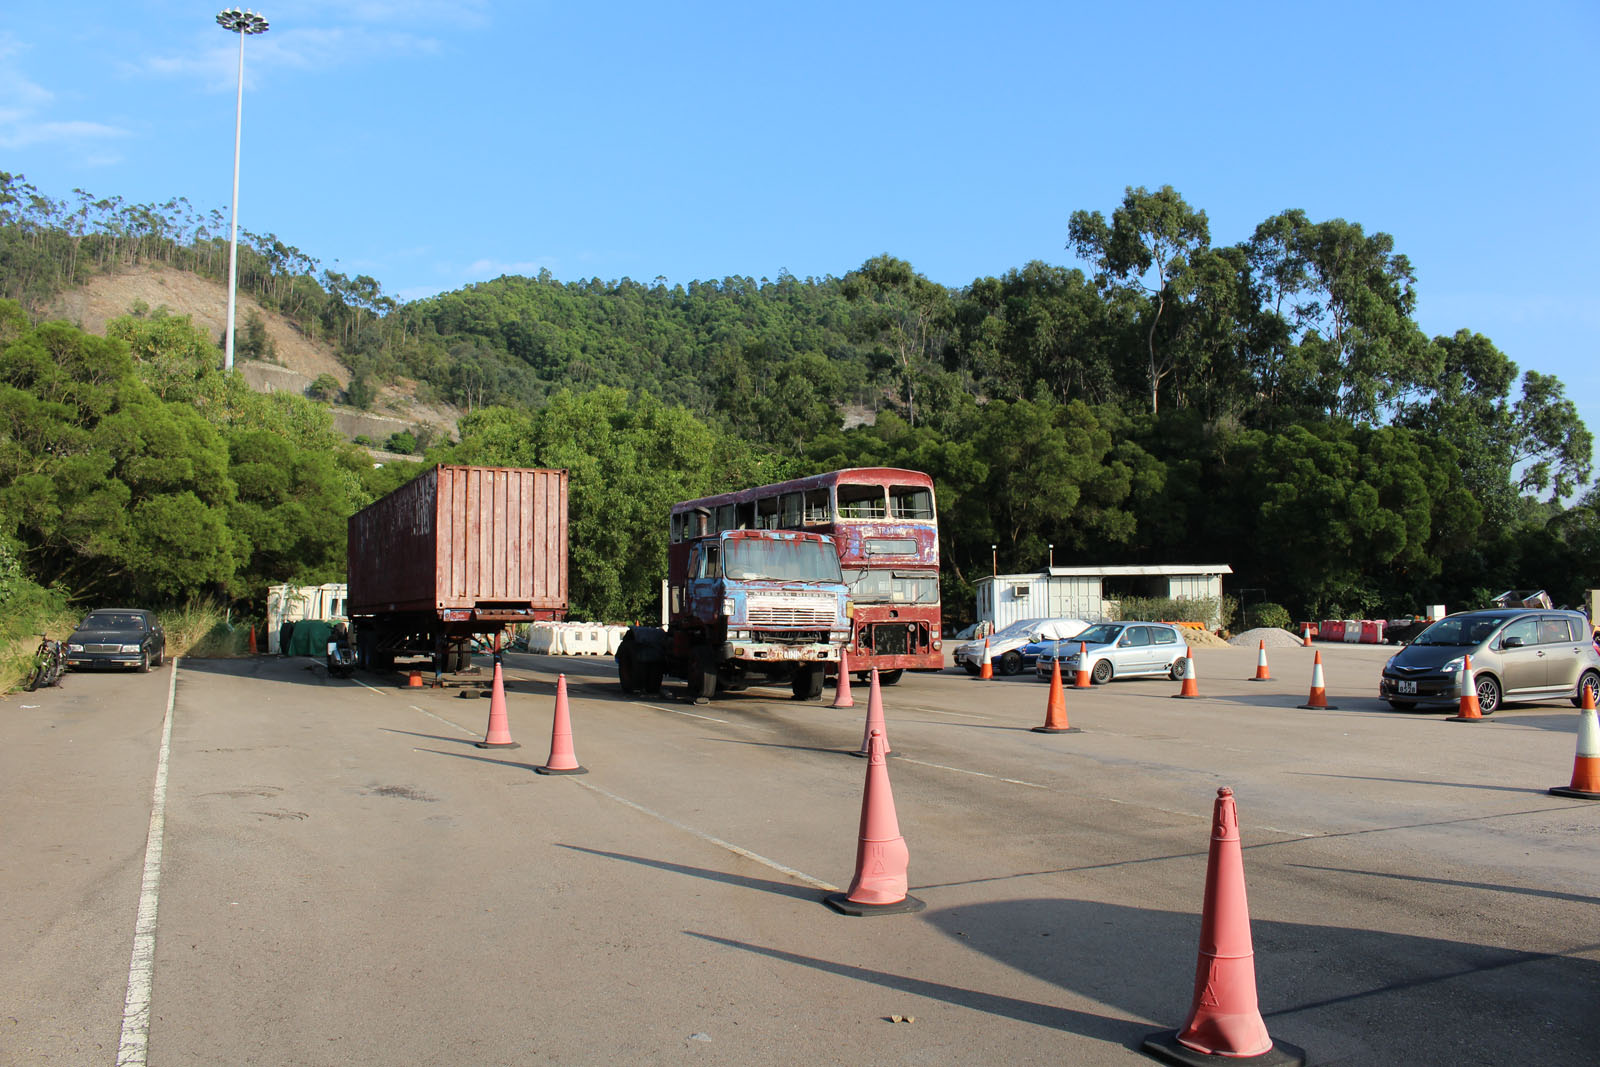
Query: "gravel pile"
1176 626 1231 649
1229 627 1304 648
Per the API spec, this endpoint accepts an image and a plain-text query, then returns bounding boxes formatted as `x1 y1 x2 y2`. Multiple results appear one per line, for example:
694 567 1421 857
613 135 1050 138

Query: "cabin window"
756 496 780 530
780 492 803 527
803 488 831 524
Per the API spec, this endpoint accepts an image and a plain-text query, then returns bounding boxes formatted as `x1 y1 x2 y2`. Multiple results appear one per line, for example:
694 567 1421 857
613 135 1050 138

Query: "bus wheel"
792 664 825 700
877 670 904 686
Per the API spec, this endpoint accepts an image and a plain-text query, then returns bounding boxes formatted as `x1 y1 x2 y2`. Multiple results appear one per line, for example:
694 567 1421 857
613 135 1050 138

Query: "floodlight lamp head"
216 8 269 34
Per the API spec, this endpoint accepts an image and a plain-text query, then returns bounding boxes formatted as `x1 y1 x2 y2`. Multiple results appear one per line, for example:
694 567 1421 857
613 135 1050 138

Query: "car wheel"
999 651 1023 676
154 646 164 668
878 669 904 686
1169 659 1186 681
1475 674 1501 715
1387 700 1416 711
138 650 150 673
1573 670 1600 709
963 662 980 676
1091 659 1113 685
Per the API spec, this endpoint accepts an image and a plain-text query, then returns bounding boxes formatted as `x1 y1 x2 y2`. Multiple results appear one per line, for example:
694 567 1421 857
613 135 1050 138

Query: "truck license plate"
1398 680 1417 695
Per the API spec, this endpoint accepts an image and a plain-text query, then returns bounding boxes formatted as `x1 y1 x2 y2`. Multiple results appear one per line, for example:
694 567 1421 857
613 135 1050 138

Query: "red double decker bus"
671 468 941 682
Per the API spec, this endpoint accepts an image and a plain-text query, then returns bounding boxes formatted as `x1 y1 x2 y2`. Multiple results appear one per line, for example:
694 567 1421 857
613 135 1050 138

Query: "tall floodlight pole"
216 8 269 371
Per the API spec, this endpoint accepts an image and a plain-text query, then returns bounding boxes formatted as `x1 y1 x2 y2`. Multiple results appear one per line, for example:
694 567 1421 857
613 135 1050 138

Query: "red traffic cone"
852 668 892 757
1296 651 1338 710
1143 787 1306 1066
832 648 856 709
1172 648 1200 699
1033 657 1080 733
1249 640 1271 681
1072 641 1093 689
1446 655 1485 722
1550 686 1600 798
978 638 993 680
536 674 586 774
474 656 518 748
824 729 924 916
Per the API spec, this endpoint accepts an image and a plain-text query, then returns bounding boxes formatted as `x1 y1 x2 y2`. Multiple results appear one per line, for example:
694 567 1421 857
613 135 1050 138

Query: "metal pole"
224 26 244 371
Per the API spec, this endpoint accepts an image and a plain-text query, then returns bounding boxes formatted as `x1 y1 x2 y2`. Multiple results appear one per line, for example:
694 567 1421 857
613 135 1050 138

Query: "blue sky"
3 1 1597 475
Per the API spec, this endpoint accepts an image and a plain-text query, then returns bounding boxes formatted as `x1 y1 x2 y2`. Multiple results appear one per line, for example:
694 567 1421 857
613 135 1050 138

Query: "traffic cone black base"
1549 785 1600 799
535 764 587 775
823 892 926 917
1444 716 1493 723
1031 725 1083 734
1141 1031 1306 1067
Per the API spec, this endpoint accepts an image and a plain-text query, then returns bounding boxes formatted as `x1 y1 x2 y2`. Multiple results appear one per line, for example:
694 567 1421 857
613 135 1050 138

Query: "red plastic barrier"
1360 620 1385 644
1319 620 1345 642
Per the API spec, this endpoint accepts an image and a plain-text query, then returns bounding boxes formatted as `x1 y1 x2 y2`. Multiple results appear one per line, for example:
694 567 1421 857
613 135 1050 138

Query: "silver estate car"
1035 621 1188 684
1378 608 1600 713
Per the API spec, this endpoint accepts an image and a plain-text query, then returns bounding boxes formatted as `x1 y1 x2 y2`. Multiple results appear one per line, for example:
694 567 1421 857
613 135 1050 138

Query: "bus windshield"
844 568 939 604
725 539 844 583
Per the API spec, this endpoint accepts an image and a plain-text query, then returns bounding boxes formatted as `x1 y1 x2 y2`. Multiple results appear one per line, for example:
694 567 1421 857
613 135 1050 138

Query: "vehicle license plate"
1398 680 1417 695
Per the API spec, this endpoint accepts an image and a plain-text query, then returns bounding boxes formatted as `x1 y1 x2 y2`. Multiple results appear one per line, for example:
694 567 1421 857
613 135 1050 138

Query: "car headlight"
120 643 143 653
1441 657 1464 674
1384 655 1396 670
67 643 83 652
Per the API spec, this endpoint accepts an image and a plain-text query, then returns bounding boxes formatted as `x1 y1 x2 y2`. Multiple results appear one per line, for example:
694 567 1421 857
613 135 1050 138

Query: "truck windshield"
725 539 844 583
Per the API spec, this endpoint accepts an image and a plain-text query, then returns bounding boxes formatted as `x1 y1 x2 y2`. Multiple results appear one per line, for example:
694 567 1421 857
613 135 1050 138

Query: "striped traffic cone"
1445 655 1485 722
1071 642 1092 689
1249 640 1271 681
1297 651 1338 710
1172 648 1200 699
1549 686 1600 799
978 638 993 680
1301 625 1313 648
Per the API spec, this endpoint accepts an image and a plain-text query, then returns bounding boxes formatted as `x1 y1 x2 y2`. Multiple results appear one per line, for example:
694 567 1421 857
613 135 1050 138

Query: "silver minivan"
1379 608 1600 713
1035 621 1188 684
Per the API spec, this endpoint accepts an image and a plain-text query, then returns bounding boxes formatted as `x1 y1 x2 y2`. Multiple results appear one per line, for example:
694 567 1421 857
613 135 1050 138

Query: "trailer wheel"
791 663 825 701
617 642 641 693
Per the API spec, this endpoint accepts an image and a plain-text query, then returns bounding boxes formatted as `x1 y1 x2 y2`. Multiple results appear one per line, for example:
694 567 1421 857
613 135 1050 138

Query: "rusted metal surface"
348 465 568 621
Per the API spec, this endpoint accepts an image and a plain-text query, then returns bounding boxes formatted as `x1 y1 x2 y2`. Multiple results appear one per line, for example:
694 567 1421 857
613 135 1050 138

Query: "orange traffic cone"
852 668 892 756
1249 640 1271 681
1446 655 1485 722
536 673 586 774
1032 657 1080 733
474 655 518 748
1143 787 1307 1066
831 648 856 709
1301 625 1313 647
1172 648 1200 699
824 729 924 916
978 638 993 680
1296 651 1338 710
247 625 258 655
1071 641 1092 689
407 668 424 688
1549 687 1600 799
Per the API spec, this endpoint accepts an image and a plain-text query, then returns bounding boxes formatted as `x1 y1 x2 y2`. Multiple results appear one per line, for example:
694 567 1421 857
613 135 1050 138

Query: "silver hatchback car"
1378 608 1600 713
1035 621 1188 684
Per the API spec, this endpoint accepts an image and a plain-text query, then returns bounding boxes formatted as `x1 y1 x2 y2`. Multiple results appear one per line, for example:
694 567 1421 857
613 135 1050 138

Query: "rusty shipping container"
347 465 568 623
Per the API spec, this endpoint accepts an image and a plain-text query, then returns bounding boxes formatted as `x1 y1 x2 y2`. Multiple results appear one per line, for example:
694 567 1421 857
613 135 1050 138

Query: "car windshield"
83 612 142 631
991 618 1044 640
1075 623 1124 645
1412 616 1508 646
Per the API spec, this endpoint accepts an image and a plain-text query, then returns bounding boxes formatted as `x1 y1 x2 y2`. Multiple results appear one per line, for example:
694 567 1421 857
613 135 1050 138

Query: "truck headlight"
721 597 735 618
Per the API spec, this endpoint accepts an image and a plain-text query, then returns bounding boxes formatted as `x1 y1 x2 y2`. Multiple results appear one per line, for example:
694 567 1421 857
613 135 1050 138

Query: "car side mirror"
1502 636 1524 649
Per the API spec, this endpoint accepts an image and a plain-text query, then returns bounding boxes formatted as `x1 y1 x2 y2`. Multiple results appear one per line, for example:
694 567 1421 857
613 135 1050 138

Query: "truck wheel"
688 654 717 704
617 643 641 693
792 664 825 701
878 670 904 686
639 668 663 694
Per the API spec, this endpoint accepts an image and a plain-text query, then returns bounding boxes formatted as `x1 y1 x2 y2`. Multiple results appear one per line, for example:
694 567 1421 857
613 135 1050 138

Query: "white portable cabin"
265 582 349 653
976 564 1233 631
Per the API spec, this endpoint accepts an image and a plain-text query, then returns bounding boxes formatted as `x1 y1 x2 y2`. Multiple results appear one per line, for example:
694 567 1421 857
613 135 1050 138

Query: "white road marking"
636 702 728 723
116 659 179 1067
409 704 481 737
568 778 840 893
890 754 1046 789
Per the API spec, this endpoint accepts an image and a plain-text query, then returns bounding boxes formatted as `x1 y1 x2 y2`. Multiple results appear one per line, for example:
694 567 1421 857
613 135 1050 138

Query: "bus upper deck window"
890 486 934 520
803 488 830 524
756 497 780 530
780 492 803 527
837 484 886 518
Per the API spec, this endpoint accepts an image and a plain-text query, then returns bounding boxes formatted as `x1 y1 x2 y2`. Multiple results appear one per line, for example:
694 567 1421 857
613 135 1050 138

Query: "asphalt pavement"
3 642 1598 1066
